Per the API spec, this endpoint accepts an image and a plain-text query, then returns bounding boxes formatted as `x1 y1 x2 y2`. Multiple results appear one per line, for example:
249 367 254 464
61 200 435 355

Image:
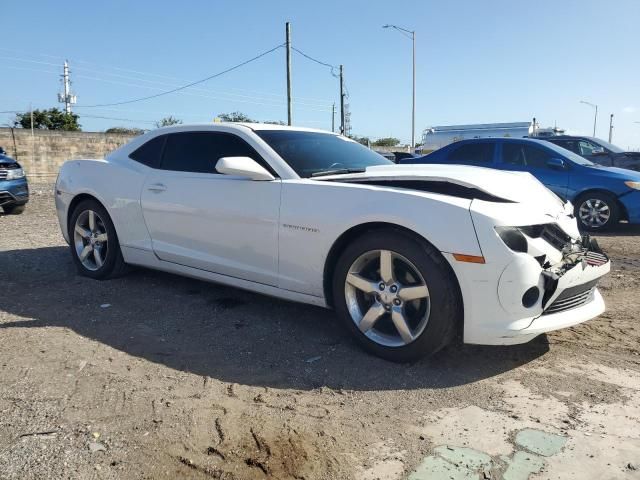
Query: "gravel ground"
0 184 639 479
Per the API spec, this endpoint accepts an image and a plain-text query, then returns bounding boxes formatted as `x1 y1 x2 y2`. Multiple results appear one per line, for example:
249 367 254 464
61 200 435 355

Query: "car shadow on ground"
596 222 640 237
0 246 550 391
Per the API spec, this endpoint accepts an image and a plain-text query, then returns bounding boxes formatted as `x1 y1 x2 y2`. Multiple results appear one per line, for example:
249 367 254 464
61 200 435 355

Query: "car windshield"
592 138 625 154
543 141 596 166
255 130 393 178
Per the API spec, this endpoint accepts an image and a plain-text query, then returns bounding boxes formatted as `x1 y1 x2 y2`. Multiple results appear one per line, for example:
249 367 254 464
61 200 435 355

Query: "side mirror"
546 158 566 170
215 156 275 181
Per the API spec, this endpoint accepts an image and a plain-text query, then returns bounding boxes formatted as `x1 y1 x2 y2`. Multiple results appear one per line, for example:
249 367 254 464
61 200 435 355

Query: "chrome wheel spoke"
359 303 385 333
79 245 93 261
346 273 378 294
88 210 96 231
380 250 394 284
398 285 429 301
391 306 414 344
93 247 104 268
95 233 108 243
75 224 91 239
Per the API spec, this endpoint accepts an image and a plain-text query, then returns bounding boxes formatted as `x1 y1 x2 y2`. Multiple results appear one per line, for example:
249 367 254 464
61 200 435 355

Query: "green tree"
105 127 144 135
218 111 254 123
372 137 400 147
155 116 182 128
351 136 371 147
14 108 81 131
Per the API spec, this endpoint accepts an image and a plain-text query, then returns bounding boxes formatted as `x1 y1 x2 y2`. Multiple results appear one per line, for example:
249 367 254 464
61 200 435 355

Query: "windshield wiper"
311 168 366 178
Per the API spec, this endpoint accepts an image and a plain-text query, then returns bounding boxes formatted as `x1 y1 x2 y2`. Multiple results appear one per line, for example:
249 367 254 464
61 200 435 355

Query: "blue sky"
2 0 639 148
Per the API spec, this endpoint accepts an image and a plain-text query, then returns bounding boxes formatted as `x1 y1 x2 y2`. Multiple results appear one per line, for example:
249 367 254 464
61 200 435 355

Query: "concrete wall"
0 128 138 178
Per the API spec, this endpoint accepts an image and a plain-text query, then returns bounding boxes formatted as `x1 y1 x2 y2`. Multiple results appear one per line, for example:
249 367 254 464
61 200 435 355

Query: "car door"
140 130 282 286
499 142 569 199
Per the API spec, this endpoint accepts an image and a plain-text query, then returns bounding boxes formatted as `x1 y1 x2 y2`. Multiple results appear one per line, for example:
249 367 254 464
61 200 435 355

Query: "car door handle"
147 183 167 193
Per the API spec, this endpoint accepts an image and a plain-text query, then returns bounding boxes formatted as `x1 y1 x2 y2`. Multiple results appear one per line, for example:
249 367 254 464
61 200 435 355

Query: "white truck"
419 121 564 154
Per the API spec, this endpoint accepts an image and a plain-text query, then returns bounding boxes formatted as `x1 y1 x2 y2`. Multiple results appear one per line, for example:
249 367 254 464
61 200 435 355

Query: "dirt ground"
1 184 639 479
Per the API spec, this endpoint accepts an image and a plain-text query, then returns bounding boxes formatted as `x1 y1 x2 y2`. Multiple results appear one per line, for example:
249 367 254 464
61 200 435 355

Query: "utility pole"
339 64 345 135
580 100 598 137
285 22 292 126
30 103 34 164
383 24 416 148
411 30 416 149
609 114 614 143
58 60 77 113
331 102 336 132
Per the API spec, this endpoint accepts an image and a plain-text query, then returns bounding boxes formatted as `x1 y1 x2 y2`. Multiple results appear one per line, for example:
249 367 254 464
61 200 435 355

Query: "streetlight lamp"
580 100 598 137
383 24 416 149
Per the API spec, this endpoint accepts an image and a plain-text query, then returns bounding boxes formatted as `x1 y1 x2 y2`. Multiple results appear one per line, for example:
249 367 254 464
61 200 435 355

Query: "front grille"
0 163 20 180
585 251 608 267
543 279 599 315
540 224 571 251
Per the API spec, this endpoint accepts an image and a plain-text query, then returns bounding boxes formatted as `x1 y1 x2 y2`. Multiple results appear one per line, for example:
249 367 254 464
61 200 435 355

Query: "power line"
1 48 335 103
75 43 285 108
291 47 338 77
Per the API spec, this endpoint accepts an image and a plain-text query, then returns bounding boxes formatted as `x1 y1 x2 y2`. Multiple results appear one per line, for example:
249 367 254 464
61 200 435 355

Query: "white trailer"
419 121 563 154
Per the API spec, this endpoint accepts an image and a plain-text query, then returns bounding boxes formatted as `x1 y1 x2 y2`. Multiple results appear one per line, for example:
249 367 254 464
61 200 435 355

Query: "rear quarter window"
129 135 166 168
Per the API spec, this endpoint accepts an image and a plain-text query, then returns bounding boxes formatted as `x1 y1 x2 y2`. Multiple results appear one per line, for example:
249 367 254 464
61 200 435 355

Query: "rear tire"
3 204 25 215
68 199 128 279
332 229 462 362
574 192 619 232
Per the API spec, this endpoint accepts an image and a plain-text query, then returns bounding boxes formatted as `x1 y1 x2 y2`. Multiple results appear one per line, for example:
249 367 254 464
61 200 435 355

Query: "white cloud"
622 106 636 113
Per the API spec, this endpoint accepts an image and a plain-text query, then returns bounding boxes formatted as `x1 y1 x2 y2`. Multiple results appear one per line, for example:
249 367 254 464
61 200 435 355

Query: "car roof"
151 122 336 135
447 137 550 146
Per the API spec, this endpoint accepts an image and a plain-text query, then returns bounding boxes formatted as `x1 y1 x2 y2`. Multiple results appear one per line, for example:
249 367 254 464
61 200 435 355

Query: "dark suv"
0 147 29 214
542 136 640 172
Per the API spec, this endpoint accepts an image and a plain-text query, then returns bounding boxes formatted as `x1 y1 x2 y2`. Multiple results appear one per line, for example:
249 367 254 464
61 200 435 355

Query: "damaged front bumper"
451 199 611 346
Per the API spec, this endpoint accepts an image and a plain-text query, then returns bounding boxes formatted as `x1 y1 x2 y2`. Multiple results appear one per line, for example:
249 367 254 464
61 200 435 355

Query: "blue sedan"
400 138 640 231
0 149 29 214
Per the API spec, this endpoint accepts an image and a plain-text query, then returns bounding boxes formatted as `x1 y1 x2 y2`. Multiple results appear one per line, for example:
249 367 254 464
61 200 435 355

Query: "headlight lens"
624 181 640 190
495 226 528 253
6 168 25 180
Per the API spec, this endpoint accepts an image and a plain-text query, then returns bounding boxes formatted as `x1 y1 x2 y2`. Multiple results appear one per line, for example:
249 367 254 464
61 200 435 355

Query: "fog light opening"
522 286 540 308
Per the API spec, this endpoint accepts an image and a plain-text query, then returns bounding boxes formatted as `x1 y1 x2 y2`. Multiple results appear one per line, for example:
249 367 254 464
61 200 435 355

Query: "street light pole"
580 100 598 137
383 24 416 149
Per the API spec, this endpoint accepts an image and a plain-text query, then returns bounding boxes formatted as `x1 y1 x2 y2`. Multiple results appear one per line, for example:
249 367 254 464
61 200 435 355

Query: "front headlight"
6 168 25 180
624 181 640 191
495 226 528 253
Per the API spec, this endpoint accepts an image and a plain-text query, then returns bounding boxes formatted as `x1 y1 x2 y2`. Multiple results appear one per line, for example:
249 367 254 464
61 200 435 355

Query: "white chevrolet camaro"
55 124 610 362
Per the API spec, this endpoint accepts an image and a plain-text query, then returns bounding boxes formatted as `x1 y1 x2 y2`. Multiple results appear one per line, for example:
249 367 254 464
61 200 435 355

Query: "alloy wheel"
344 249 431 347
73 210 109 271
578 198 611 229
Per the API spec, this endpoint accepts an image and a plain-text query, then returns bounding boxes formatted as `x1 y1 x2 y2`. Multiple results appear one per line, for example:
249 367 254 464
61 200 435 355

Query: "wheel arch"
322 222 463 313
572 188 628 221
66 193 110 233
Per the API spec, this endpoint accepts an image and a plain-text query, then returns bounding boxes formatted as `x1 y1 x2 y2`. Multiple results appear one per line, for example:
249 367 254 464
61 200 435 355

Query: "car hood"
582 164 640 179
318 164 566 210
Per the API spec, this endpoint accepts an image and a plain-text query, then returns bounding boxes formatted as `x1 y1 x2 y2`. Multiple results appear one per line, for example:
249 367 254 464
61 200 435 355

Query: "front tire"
68 199 127 279
3 204 25 215
575 192 619 231
332 230 462 362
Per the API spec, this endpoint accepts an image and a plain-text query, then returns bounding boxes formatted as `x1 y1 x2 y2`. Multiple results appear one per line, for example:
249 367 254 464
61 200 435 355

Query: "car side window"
503 143 525 165
160 132 271 174
578 140 600 156
446 143 494 164
129 135 167 168
503 143 552 169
